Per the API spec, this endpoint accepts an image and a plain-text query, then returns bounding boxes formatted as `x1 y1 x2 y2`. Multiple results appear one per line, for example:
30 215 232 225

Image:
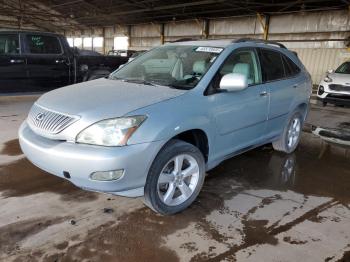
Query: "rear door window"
0 34 19 55
26 34 62 54
258 49 285 82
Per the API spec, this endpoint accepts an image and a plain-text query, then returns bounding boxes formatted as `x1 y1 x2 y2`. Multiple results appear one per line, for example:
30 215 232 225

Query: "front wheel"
272 112 303 153
144 140 205 215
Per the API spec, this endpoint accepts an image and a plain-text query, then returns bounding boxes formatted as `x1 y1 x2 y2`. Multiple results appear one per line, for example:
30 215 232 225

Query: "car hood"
36 78 186 120
329 73 350 85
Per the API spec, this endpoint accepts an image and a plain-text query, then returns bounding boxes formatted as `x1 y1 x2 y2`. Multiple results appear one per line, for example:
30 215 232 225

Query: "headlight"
324 76 332 82
76 116 146 146
318 85 324 95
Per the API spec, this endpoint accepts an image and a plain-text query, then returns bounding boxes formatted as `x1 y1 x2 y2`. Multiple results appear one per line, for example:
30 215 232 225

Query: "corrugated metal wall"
131 24 161 50
65 10 350 84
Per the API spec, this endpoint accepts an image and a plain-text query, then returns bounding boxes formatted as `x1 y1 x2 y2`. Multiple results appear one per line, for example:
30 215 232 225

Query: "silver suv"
19 39 312 215
317 61 350 107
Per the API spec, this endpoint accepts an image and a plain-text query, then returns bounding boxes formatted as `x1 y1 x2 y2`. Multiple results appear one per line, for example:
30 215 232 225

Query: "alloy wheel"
157 154 200 206
287 117 301 149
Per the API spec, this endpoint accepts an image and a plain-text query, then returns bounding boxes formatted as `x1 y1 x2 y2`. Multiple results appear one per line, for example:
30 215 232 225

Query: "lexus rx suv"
19 39 312 215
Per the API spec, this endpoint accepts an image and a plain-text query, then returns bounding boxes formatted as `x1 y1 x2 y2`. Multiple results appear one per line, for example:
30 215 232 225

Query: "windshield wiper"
167 83 192 90
121 78 159 86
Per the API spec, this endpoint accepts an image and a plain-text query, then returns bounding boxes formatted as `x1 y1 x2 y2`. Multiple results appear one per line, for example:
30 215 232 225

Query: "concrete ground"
0 96 349 262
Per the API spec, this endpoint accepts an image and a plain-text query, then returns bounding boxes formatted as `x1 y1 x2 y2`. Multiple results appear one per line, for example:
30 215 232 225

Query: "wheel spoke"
158 172 174 184
173 155 184 173
293 119 298 129
182 164 199 178
163 183 176 204
178 183 192 199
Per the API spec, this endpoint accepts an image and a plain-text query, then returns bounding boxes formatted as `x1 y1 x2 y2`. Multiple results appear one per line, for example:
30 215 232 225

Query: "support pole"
160 23 165 44
203 19 209 39
257 13 270 40
102 27 106 54
127 25 131 49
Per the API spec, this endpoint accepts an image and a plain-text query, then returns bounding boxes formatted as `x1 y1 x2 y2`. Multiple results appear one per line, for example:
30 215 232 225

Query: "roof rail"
170 37 199 43
233 38 287 49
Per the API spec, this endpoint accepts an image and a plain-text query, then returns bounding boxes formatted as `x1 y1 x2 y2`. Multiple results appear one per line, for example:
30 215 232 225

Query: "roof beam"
75 0 228 20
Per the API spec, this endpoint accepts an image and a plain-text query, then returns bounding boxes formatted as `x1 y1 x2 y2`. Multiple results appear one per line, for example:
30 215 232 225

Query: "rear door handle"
10 59 24 64
260 91 268 97
55 59 67 64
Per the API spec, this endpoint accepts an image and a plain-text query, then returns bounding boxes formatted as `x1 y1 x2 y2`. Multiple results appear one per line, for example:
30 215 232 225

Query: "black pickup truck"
0 31 129 93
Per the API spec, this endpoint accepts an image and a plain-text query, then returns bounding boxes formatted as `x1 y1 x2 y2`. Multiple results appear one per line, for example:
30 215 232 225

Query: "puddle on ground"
0 139 22 156
212 133 350 204
0 158 97 202
2 132 350 261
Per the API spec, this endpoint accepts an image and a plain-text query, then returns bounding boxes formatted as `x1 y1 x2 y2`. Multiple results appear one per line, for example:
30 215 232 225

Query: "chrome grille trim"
27 104 79 134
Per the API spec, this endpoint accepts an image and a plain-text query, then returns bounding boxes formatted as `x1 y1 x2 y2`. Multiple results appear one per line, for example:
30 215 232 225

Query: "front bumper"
18 122 165 197
317 94 350 106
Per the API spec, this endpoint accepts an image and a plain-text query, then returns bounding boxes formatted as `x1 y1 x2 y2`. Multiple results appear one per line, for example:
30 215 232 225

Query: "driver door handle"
55 59 67 64
10 59 25 64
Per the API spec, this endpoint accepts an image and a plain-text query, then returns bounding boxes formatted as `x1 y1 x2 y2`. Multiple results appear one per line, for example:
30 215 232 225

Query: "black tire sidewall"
144 139 205 215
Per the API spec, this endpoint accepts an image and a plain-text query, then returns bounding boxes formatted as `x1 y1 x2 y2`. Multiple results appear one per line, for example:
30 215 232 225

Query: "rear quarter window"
26 34 62 54
258 48 285 82
282 54 300 77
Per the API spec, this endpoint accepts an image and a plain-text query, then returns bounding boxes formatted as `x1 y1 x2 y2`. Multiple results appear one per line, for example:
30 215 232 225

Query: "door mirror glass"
219 73 248 92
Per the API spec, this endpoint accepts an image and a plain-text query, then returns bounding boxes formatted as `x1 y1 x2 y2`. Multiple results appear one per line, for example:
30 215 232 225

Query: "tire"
316 100 327 107
144 139 205 215
272 111 303 154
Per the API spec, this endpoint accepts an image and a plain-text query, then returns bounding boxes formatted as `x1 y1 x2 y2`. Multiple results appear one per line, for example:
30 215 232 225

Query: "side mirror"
327 69 334 74
219 73 248 92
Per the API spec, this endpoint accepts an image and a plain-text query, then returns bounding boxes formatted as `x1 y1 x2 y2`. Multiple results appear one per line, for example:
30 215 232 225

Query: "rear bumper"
18 122 164 197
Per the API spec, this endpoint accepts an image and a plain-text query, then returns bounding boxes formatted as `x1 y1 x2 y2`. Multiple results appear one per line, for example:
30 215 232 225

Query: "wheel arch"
159 128 210 163
295 102 309 121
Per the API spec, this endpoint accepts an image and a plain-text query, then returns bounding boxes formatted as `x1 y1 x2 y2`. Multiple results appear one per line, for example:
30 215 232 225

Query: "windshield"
110 45 223 89
335 62 350 74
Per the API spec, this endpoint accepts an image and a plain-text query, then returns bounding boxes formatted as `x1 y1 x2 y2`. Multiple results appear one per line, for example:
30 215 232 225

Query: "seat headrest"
232 63 250 76
193 61 207 75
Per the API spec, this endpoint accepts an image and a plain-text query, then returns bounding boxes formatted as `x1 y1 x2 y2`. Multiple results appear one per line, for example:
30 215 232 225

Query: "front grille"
27 104 79 134
328 93 350 99
329 84 350 92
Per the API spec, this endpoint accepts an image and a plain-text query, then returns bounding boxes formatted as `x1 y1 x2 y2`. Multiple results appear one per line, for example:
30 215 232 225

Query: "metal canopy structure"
0 0 348 31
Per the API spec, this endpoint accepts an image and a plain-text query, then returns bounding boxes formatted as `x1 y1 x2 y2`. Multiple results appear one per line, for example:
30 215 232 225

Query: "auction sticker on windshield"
195 47 223 53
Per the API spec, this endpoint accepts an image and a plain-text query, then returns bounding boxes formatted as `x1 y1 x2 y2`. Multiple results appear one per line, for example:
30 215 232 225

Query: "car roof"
167 38 288 50
169 39 233 48
0 30 61 37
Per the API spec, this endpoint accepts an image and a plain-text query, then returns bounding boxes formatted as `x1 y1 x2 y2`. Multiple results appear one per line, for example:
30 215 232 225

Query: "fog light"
90 169 124 181
318 85 324 95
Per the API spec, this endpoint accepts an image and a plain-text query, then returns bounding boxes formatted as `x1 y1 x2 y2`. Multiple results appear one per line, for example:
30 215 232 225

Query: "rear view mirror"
219 73 248 92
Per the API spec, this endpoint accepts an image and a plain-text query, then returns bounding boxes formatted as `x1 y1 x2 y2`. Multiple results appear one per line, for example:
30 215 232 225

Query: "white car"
317 61 350 107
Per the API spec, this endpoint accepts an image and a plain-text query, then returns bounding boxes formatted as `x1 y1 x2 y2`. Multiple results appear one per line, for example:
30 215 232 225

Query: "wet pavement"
0 98 350 262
